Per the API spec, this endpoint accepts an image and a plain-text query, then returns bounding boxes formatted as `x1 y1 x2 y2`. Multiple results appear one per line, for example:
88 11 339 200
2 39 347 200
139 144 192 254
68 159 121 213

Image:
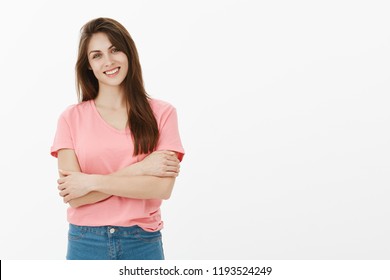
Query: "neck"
95 84 127 110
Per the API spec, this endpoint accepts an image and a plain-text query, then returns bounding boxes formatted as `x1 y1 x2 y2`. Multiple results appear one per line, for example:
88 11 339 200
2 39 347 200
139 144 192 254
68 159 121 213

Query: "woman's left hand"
57 170 95 203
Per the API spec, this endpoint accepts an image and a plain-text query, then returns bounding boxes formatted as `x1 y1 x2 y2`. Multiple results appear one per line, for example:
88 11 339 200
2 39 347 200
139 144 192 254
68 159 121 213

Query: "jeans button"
109 228 115 234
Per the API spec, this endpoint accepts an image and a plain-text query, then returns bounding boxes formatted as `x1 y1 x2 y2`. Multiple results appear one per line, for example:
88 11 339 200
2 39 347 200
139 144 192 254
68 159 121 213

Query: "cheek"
89 61 97 71
88 58 101 69
89 63 102 76
119 57 129 73
118 54 129 65
122 63 129 74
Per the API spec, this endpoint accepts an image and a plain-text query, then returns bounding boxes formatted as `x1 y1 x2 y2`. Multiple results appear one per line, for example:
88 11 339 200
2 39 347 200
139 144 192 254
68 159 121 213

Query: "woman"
50 17 184 260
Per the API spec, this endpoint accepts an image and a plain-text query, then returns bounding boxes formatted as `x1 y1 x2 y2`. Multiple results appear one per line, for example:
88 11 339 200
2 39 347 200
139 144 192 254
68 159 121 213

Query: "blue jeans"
66 224 165 260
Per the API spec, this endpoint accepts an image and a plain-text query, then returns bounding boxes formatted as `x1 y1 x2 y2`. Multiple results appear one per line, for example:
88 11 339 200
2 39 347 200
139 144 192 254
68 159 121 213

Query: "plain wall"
0 0 389 259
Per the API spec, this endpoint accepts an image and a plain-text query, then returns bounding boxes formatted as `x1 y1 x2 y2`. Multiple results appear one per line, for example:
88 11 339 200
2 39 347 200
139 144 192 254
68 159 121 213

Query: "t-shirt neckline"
89 100 130 135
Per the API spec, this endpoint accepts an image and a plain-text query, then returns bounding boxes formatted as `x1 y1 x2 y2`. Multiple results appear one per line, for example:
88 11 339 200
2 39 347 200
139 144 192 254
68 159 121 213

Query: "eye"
111 48 120 53
92 53 102 59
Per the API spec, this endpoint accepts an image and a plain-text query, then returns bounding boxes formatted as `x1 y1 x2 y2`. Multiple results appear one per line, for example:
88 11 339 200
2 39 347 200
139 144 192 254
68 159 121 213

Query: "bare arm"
90 175 176 200
101 151 180 199
111 151 180 178
57 149 111 208
58 151 181 204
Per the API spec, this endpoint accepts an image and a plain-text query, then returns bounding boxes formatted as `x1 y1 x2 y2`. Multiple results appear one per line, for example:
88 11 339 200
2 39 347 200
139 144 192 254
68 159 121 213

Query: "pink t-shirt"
51 98 184 231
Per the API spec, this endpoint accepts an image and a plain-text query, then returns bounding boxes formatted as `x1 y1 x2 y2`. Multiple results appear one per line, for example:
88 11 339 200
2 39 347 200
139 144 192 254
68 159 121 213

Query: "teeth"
105 68 119 75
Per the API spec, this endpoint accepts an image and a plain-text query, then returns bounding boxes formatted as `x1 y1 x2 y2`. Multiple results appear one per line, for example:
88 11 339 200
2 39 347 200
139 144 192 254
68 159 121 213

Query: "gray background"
0 0 389 259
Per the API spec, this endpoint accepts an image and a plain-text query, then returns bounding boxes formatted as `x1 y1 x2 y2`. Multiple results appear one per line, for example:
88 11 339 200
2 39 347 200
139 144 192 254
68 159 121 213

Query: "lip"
104 67 120 77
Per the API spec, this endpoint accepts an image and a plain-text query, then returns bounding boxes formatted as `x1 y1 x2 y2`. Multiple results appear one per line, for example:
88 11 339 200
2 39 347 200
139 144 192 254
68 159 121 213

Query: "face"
87 32 129 89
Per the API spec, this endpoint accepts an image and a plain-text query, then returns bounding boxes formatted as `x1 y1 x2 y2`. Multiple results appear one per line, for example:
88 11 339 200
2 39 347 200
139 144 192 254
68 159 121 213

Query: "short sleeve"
156 106 185 161
50 113 75 158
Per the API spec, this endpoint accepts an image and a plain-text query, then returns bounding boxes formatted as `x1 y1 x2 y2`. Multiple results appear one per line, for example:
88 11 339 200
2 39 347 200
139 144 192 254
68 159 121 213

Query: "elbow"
160 178 175 200
68 200 81 208
162 189 173 200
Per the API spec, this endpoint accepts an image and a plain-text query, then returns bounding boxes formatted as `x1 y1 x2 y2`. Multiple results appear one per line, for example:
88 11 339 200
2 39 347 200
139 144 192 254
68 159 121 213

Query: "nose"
104 54 114 67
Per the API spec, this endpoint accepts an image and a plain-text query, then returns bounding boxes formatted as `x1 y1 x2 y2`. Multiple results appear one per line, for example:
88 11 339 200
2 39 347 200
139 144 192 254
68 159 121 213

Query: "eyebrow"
88 45 115 56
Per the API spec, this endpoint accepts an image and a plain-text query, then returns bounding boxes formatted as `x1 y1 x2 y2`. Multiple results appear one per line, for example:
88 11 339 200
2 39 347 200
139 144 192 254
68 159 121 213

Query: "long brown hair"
75 17 158 156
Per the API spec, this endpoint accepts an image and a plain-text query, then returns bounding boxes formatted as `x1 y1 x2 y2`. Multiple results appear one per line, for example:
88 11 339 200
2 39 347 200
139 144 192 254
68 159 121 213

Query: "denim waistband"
69 224 156 237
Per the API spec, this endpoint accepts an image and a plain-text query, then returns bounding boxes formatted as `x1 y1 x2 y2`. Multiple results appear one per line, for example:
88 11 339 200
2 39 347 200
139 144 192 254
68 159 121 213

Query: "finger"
167 157 179 164
158 172 177 178
157 150 176 157
153 150 167 155
165 168 180 177
59 189 69 197
165 162 178 168
166 157 180 165
165 171 179 177
166 164 180 172
165 165 180 173
57 177 66 184
167 154 179 162
59 169 72 176
64 195 72 203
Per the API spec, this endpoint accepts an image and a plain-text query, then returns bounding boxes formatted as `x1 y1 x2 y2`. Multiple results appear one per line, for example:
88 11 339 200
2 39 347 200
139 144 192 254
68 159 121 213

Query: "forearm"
111 161 143 176
68 191 112 208
111 151 180 177
90 174 175 200
58 150 180 203
64 162 142 208
58 149 110 208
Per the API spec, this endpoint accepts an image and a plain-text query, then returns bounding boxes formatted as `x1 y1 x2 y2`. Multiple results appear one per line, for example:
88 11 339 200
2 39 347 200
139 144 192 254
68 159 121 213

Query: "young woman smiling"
51 18 184 260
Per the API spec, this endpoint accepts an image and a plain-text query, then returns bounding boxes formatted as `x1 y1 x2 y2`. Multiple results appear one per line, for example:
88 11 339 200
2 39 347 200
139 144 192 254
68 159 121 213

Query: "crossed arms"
57 149 181 208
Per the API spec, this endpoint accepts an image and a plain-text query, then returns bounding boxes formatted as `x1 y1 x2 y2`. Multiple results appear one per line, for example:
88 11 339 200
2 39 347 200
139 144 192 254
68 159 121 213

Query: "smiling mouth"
104 67 120 76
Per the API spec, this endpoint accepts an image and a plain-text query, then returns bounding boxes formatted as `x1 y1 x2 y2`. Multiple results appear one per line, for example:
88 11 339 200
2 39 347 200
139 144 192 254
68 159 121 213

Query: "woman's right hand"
139 150 180 177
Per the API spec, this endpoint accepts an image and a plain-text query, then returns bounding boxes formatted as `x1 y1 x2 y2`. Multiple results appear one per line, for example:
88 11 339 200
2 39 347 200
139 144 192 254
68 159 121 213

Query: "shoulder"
59 100 93 121
148 98 177 118
148 98 176 111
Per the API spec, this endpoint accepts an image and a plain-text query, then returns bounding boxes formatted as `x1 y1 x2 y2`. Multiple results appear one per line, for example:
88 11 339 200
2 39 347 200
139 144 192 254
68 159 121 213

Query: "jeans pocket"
134 227 162 243
68 224 86 241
